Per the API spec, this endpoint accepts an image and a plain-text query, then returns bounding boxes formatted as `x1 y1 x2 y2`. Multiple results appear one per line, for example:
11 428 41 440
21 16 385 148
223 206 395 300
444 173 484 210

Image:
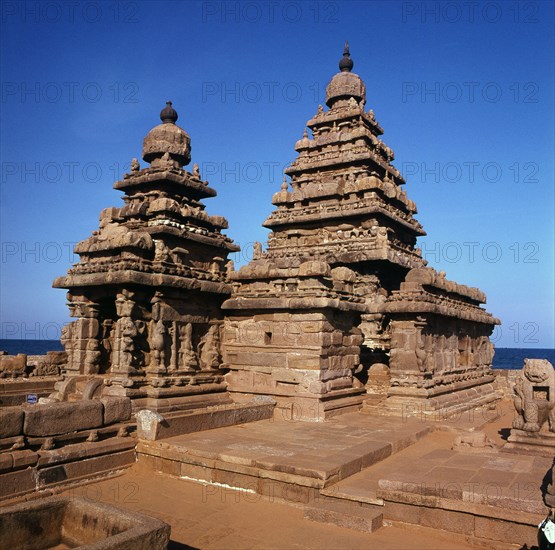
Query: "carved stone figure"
513 359 555 433
253 241 263 260
198 325 220 370
178 323 197 370
150 319 167 370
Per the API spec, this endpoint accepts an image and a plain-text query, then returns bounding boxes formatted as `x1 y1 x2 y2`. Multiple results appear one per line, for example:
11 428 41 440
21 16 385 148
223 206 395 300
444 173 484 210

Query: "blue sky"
1 0 553 347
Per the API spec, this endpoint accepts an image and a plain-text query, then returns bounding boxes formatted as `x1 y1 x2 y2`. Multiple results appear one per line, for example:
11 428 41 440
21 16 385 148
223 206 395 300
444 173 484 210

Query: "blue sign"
26 394 37 405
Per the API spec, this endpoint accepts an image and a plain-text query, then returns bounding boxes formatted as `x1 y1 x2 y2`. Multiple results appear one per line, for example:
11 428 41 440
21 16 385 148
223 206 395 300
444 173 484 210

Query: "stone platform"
322 426 551 548
137 412 432 504
133 400 552 547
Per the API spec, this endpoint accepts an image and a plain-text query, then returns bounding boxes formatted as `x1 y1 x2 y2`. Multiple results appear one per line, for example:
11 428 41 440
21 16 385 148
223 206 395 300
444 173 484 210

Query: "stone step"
303 497 383 533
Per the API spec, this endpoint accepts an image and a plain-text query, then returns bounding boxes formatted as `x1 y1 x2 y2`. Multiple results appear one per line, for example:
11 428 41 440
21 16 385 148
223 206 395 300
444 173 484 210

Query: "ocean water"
0 339 64 355
0 340 552 370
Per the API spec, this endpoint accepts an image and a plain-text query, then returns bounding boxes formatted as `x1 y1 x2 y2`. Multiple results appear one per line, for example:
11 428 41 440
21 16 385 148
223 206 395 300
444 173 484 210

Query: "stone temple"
52 101 239 413
0 46 552 549
223 44 500 420
53 43 500 421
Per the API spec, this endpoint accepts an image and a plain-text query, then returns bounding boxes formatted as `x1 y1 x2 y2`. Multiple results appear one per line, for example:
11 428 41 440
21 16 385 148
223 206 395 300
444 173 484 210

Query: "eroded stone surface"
0 496 170 549
23 400 104 436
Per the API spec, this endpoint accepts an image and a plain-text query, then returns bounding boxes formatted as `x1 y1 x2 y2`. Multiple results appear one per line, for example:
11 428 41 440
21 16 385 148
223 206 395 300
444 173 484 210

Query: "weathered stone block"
0 406 24 438
0 354 27 377
287 354 320 369
101 396 132 425
136 410 166 441
23 400 103 436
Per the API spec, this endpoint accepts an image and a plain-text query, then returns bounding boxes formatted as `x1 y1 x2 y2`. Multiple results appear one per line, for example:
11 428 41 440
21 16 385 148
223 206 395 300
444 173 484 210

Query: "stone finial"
281 176 288 191
339 41 354 72
160 101 178 124
142 101 191 168
325 43 366 108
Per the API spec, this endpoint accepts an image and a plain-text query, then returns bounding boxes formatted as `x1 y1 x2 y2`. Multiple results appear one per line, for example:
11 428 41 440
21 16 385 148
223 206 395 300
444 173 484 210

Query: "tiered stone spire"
263 45 424 272
54 102 239 411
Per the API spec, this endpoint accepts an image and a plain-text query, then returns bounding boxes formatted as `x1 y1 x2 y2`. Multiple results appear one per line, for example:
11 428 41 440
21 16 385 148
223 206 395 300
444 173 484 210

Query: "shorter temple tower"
53 102 239 412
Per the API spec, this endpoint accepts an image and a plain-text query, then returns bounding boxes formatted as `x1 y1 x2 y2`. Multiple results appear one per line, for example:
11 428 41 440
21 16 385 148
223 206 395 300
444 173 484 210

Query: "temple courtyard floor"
46 398 549 549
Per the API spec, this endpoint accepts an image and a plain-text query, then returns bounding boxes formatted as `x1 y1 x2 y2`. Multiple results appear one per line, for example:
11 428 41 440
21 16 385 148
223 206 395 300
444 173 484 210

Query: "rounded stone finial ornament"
160 101 178 124
339 41 354 72
142 101 191 167
325 42 366 108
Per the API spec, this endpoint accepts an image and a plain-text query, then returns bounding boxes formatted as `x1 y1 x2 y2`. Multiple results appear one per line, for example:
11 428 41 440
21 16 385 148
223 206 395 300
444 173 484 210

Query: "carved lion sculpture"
513 358 555 433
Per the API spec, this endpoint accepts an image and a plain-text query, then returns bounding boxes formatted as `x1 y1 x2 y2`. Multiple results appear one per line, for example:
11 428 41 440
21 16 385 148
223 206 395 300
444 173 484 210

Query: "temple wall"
223 310 365 420
383 315 499 415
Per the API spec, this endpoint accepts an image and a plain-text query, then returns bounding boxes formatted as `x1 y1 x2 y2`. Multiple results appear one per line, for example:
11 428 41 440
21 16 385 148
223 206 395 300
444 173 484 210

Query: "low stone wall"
0 351 66 378
0 377 60 407
494 368 519 398
0 397 135 501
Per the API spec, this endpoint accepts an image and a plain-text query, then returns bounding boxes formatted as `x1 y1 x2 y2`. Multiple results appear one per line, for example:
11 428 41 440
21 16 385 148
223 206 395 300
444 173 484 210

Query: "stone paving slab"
320 410 552 547
137 412 432 489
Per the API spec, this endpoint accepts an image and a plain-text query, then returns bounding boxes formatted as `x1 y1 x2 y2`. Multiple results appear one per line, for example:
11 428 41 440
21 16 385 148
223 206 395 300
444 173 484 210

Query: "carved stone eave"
284 150 402 179
222 295 368 313
307 109 384 136
263 204 425 235
143 224 239 252
53 270 232 295
385 295 500 325
115 169 216 201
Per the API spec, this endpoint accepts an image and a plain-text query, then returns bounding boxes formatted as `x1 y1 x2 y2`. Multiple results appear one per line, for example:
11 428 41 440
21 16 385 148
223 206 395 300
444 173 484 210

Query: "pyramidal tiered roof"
263 43 425 271
53 102 239 403
55 101 239 294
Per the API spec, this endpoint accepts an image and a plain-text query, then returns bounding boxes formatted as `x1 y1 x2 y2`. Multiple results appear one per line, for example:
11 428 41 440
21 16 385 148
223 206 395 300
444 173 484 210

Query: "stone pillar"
61 294 101 375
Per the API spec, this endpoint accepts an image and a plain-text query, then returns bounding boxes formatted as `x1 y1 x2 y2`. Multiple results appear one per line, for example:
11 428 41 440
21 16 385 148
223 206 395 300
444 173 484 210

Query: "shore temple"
0 46 552 549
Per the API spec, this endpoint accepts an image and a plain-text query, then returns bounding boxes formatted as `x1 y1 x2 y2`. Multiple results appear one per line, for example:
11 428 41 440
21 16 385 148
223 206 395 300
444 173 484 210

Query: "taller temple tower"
54 102 239 412
222 45 500 420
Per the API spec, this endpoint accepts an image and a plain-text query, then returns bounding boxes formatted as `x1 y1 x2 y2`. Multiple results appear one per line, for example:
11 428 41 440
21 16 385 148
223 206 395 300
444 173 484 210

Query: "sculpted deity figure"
253 241 263 260
415 332 427 373
60 323 74 370
513 359 555 433
116 316 139 372
225 259 235 275
154 240 170 263
198 325 220 370
150 319 167 369
85 339 101 374
178 323 197 370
